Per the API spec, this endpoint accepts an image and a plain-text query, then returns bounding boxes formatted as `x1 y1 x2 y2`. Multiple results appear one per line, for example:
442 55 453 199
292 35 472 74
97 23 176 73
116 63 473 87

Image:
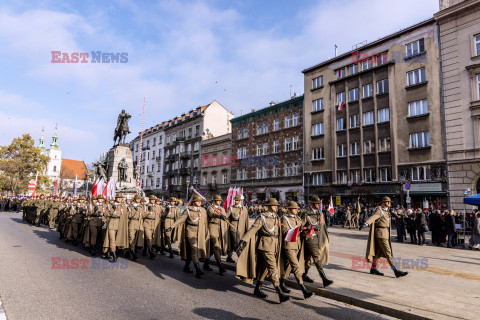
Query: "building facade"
435 0 480 210
230 96 304 203
162 101 233 199
303 18 447 208
200 133 232 199
130 123 165 196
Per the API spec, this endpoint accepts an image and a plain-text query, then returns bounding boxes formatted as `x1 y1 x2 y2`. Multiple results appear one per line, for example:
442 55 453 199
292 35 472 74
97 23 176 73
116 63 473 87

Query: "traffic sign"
406 196 411 203
405 181 411 190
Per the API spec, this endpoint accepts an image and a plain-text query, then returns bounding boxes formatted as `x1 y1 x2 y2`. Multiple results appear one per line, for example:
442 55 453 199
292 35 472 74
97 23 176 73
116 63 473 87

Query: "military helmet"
97 195 105 200
149 195 157 200
382 196 392 203
169 197 177 202
192 195 202 202
287 201 300 209
234 195 242 201
309 196 321 204
265 198 279 206
213 195 222 201
115 194 124 199
133 194 141 200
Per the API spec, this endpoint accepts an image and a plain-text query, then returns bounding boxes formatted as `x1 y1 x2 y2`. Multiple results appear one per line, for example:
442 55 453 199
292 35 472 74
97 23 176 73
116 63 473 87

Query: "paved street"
0 211 393 320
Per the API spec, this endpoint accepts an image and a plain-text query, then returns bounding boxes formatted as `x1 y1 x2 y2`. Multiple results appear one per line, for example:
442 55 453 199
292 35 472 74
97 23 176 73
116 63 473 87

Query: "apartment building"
200 133 232 199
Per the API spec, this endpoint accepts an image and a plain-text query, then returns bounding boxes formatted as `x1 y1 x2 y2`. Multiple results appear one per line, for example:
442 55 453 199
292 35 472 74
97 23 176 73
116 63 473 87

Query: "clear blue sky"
0 0 439 164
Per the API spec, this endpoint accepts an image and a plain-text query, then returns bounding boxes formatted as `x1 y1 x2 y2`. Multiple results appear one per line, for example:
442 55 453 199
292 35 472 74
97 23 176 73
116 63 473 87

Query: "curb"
166 248 432 320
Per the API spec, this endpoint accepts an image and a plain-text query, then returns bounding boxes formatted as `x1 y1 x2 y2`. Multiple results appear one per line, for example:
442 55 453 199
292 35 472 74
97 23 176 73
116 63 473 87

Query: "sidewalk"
282 226 480 320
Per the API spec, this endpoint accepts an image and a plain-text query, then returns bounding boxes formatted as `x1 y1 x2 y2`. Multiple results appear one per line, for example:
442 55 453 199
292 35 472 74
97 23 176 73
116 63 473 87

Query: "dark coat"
415 212 429 232
445 214 456 235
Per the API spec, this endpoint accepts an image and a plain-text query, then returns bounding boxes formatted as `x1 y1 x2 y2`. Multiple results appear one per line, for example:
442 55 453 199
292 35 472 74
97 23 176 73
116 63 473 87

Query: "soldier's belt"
375 226 388 229
130 218 139 221
208 221 220 225
110 216 120 219
145 217 155 220
186 222 199 226
261 234 278 237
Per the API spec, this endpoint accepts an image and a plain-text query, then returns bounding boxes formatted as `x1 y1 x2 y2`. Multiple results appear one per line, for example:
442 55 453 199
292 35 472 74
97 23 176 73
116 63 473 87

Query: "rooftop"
60 159 87 180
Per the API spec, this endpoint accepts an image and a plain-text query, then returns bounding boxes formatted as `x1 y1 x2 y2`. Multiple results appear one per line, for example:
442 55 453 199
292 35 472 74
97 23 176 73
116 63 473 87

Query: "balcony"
180 168 191 175
180 152 192 159
192 149 199 155
175 137 186 142
208 183 217 191
167 170 175 176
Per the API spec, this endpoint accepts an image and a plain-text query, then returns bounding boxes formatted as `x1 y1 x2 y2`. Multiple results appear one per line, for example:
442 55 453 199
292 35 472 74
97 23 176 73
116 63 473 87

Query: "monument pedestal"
106 144 136 192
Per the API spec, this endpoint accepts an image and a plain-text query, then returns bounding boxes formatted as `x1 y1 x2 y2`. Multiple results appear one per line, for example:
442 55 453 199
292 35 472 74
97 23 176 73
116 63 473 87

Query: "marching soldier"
85 195 109 256
127 194 144 260
57 198 71 239
235 198 290 303
301 196 333 287
279 201 313 299
66 195 87 246
352 208 360 229
166 194 210 278
344 206 352 229
360 197 408 278
159 197 179 258
103 194 129 262
226 195 249 263
142 195 159 259
34 195 46 226
48 197 60 229
204 195 228 275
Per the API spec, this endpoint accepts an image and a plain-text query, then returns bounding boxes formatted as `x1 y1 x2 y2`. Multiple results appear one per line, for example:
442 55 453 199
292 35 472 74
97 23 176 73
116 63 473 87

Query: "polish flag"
328 196 335 214
337 101 344 111
91 178 98 197
54 178 59 196
285 226 300 242
306 226 316 239
103 181 109 197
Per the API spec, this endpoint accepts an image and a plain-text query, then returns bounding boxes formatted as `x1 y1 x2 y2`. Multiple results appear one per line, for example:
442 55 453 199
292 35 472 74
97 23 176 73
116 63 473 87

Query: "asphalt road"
0 211 395 320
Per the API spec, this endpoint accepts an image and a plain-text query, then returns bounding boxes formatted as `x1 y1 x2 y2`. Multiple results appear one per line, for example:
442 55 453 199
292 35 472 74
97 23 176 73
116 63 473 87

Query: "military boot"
300 284 314 299
319 270 334 287
215 257 226 275
302 271 314 283
203 259 213 271
279 279 291 293
148 248 156 259
183 261 193 273
226 255 235 263
392 266 408 278
131 249 138 261
253 281 267 298
168 245 174 259
194 263 205 278
110 251 117 262
275 286 290 303
370 264 384 276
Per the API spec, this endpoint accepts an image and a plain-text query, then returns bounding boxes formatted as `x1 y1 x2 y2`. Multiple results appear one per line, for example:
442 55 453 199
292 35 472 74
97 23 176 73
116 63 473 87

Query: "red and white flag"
54 178 59 196
103 181 109 198
28 174 38 196
337 101 344 111
306 227 316 239
328 196 334 214
285 226 300 242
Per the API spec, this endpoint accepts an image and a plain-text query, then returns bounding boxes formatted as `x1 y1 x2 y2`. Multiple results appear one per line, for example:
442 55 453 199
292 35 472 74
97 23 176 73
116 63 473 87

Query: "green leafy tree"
0 134 50 195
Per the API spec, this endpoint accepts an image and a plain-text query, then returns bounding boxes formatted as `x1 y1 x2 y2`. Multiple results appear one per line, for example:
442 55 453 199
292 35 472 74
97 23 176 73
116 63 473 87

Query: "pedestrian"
445 210 457 248
360 197 408 278
405 209 417 244
468 212 480 250
395 209 406 243
415 209 428 246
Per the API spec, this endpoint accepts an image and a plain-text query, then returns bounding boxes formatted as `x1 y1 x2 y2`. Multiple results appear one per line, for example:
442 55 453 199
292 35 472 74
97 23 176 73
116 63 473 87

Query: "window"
194 141 199 151
379 168 391 182
263 166 268 179
408 99 428 116
349 88 359 102
195 125 200 136
364 140 374 154
362 84 373 98
312 123 324 136
362 58 373 70
349 114 360 128
313 98 324 111
223 173 228 184
238 148 244 159
477 74 480 99
407 68 426 86
153 138 156 146
237 130 243 140
410 131 430 148
237 169 242 180
378 137 391 152
274 140 280 153
336 68 345 79
212 156 217 166
348 64 358 75
406 38 424 57
292 137 299 150
312 148 324 160
53 165 56 172
363 111 374 126
203 176 207 186
411 165 428 181
337 118 346 131
285 138 292 151
256 167 262 179
336 92 346 105
293 113 299 126
273 119 280 131
152 151 156 159
135 144 138 152
194 158 199 167
212 175 217 184
377 79 389 94
350 142 360 155
312 173 325 186
476 35 480 56
285 115 292 128
146 140 150 148
350 170 361 183
378 108 390 123
273 166 280 178
284 163 292 176
292 162 299 175
263 142 268 155
312 75 323 89
337 144 346 157
364 169 374 183
257 124 262 135
167 136 171 144
263 122 269 134
376 53 388 66
242 169 247 180
188 128 192 137
337 171 347 184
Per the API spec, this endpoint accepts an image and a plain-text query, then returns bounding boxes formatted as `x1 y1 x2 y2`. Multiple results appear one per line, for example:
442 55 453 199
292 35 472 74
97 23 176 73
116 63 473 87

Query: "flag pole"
136 97 146 195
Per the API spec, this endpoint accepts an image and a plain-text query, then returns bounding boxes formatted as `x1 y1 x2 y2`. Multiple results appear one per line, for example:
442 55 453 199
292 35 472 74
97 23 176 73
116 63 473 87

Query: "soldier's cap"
234 195 242 201
192 195 202 202
287 201 300 209
169 197 176 202
149 195 157 200
97 195 105 200
213 195 222 201
79 195 86 200
265 198 279 206
382 196 392 203
309 196 321 204
133 194 141 200
115 194 124 199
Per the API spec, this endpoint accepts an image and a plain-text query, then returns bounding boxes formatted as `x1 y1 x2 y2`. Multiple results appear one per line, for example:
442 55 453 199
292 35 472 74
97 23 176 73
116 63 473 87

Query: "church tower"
44 127 62 181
